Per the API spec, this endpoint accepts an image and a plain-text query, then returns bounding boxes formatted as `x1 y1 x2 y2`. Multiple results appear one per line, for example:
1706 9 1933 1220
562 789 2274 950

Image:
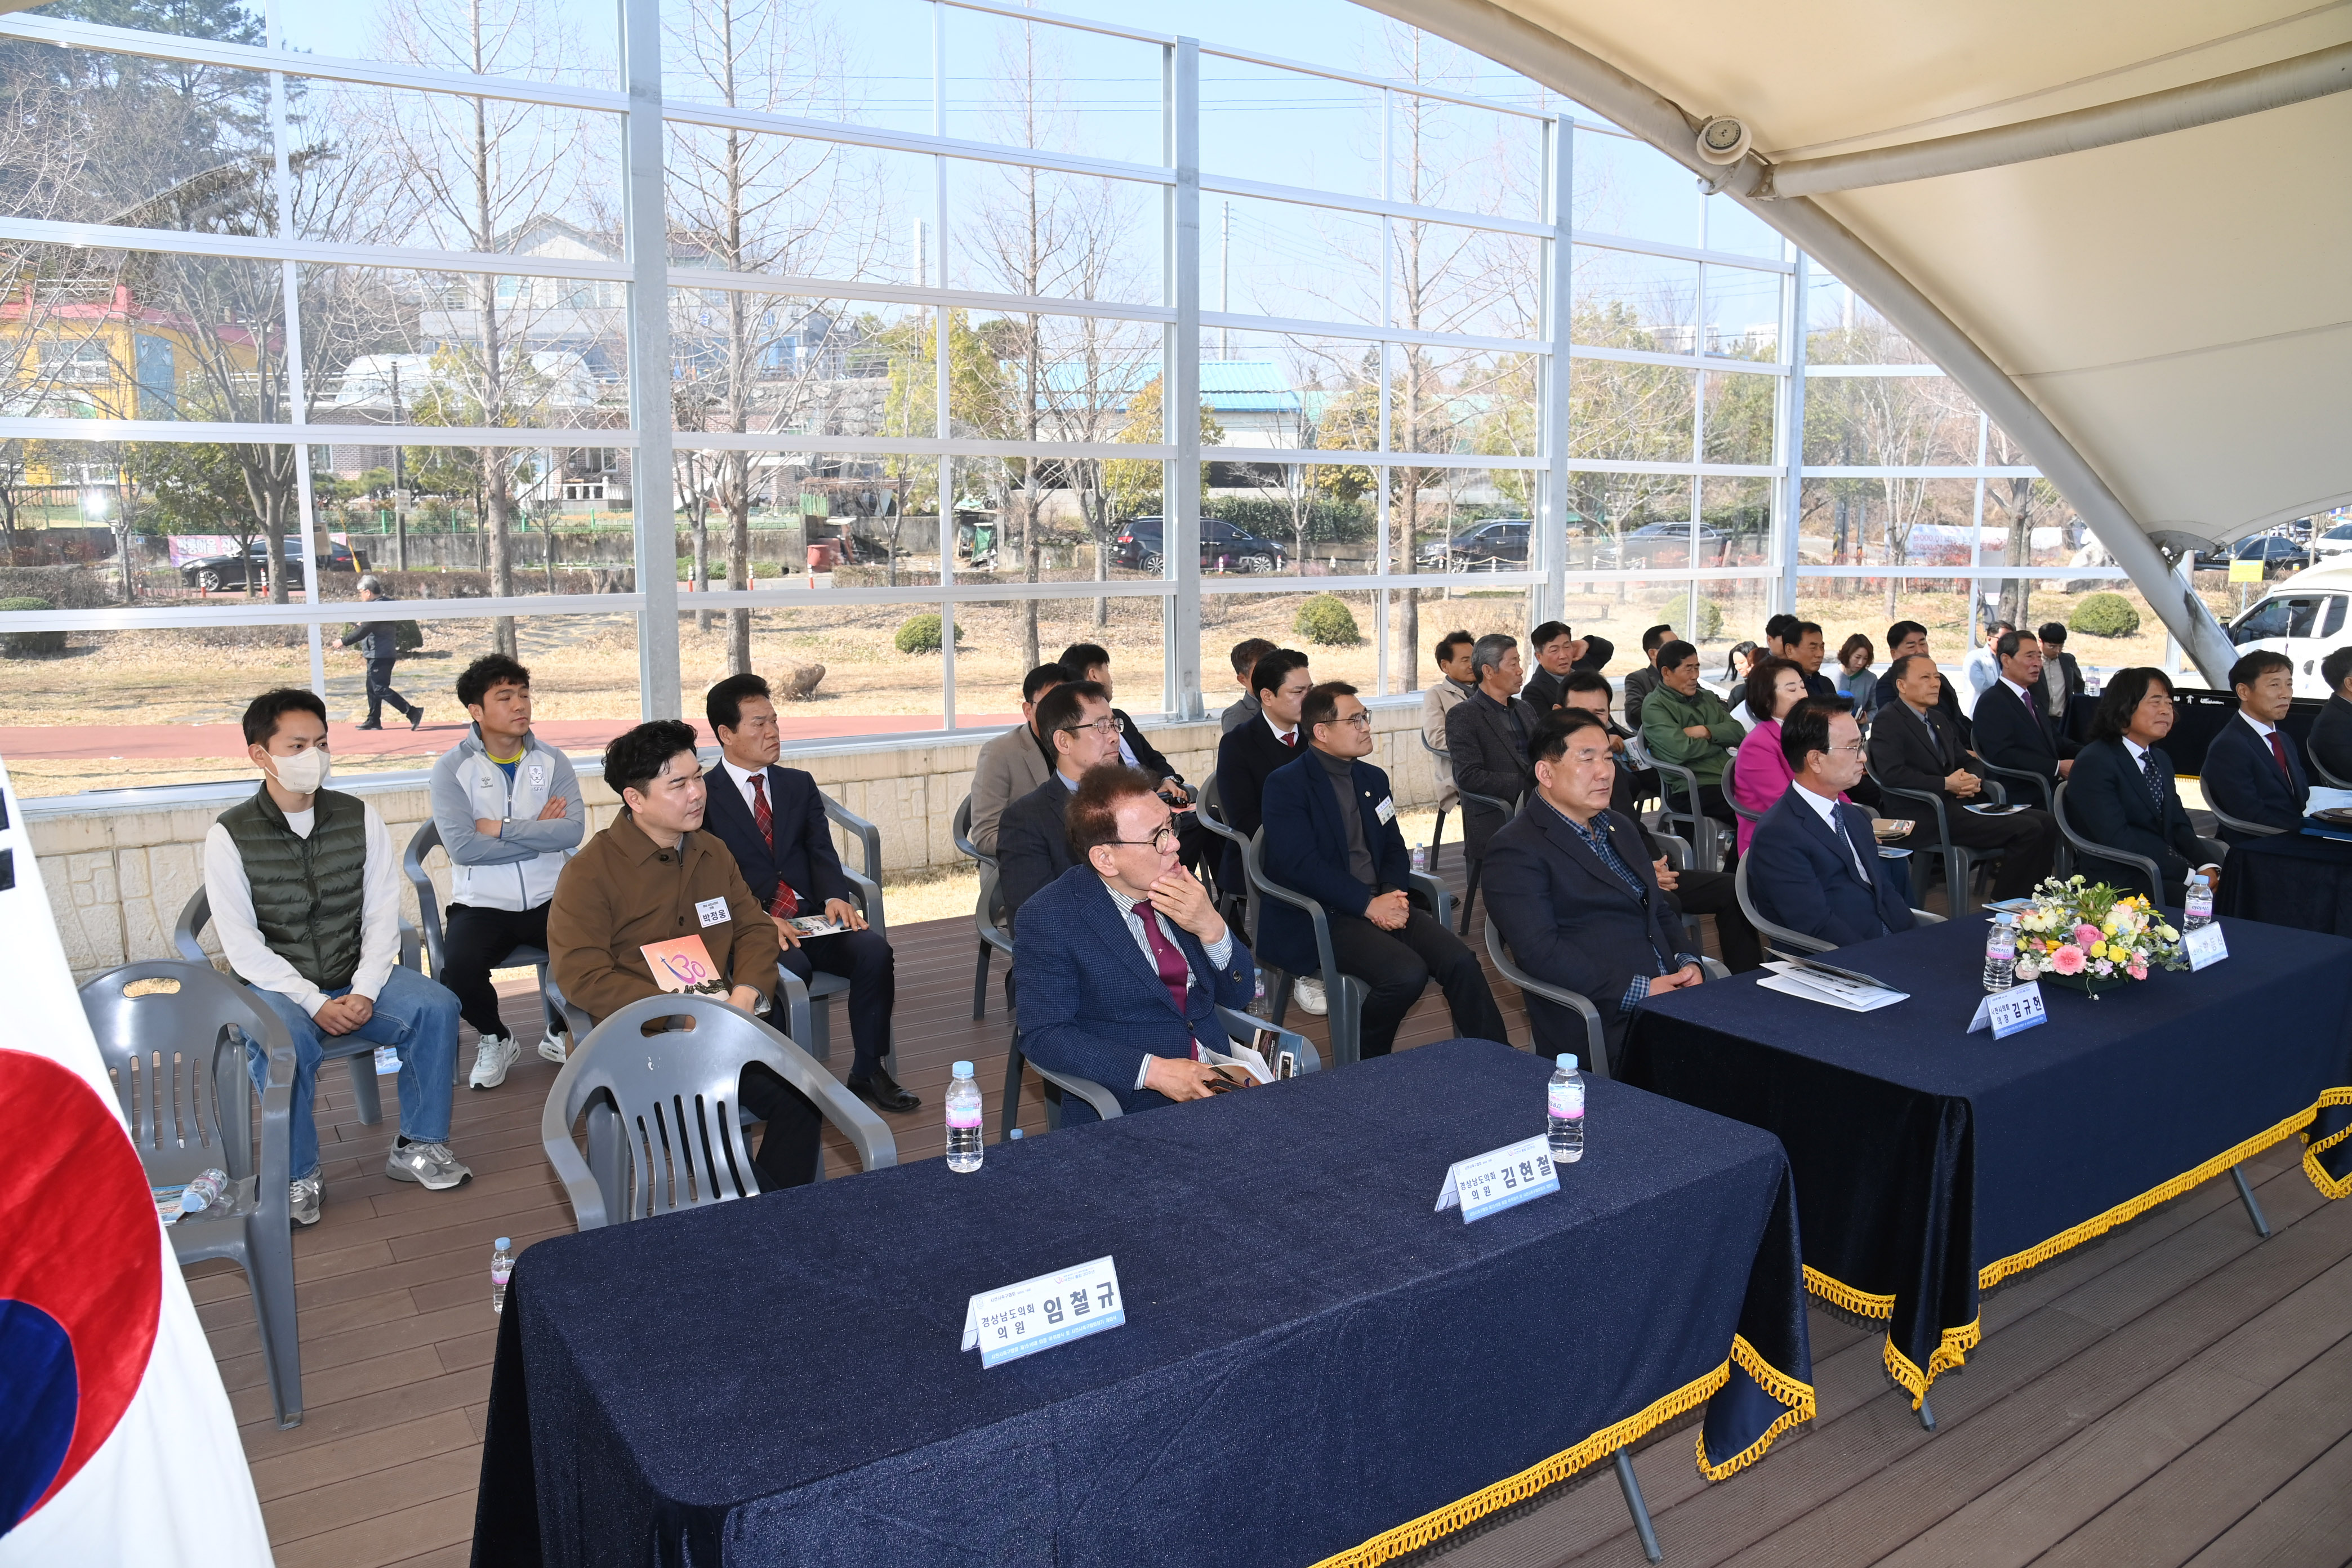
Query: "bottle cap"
1556 1053 1577 1071
952 1060 974 1077
495 1237 511 1249
1009 1128 1024 1139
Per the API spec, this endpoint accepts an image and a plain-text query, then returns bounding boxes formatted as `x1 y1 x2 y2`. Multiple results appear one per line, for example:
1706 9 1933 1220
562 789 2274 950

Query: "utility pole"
389 359 409 571
1218 199 1231 360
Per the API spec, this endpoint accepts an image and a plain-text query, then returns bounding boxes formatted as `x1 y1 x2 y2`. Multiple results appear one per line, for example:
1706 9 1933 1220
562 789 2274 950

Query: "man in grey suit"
1446 632 1543 866
1421 630 1476 818
1220 637 1277 733
968 662 1067 854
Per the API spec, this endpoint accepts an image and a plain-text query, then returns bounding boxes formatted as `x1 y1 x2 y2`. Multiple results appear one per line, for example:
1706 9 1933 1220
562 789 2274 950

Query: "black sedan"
2193 534 2311 575
180 538 358 592
1594 520 1735 568
1416 518 1530 571
1108 516 1287 573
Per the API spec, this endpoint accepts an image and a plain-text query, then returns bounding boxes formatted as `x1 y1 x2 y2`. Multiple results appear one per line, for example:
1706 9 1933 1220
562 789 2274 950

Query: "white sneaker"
1294 977 1329 1016
469 1032 520 1089
288 1171 323 1227
537 1028 568 1064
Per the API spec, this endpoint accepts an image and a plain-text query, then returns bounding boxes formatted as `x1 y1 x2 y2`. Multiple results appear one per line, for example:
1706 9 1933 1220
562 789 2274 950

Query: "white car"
2310 521 2352 562
2224 561 2352 697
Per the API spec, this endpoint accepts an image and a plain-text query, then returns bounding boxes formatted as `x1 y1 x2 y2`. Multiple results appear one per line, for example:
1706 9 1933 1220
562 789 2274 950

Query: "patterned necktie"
2268 730 2291 780
1135 906 1200 1057
1830 807 1873 885
748 774 799 917
2140 752 2165 811
1281 730 1296 748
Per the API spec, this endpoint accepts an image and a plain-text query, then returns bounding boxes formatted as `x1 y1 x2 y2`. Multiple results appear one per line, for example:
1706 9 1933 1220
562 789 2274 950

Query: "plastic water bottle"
2184 875 2213 932
490 1237 514 1315
1547 1054 1585 1164
1008 1128 1023 1142
946 1061 984 1173
1411 844 1427 874
179 1167 230 1213
1982 913 2017 992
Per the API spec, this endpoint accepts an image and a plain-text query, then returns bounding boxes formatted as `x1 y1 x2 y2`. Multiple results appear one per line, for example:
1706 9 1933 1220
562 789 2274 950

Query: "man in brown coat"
548 719 825 1188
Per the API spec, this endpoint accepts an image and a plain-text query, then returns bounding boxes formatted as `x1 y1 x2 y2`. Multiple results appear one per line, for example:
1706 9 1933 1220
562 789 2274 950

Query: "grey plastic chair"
1195 774 1258 937
2052 778 2168 898
972 863 1024 1143
2202 798 2288 839
1864 763 2009 917
1731 854 1946 964
1722 743 1766 834
83 960 305 1428
1482 920 1606 1077
1027 1006 1322 1130
1452 782 1517 936
1416 730 1453 875
541 992 897 1230
769 790 891 1067
2311 750 2352 790
402 818 564 1083
176 886 421 1127
1627 732 1721 870
952 794 1003 1022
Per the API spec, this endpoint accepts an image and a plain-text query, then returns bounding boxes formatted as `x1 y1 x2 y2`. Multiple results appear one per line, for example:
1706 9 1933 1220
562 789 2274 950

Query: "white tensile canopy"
1371 0 2352 679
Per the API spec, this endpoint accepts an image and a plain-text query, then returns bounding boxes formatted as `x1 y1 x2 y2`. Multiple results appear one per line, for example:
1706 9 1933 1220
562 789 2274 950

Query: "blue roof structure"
1037 359 1302 416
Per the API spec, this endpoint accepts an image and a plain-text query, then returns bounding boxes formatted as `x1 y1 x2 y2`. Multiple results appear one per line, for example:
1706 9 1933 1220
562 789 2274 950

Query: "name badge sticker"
1435 1133 1560 1223
694 896 732 928
960 1255 1125 1368
1375 796 1397 826
2184 922 2228 970
1967 981 2046 1039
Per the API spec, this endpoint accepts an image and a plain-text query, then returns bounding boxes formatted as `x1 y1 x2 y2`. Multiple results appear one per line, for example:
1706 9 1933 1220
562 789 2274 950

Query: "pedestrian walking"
342 575 424 730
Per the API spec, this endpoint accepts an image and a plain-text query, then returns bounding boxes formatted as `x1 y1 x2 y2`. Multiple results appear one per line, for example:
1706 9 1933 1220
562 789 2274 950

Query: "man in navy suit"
996 680 1125 926
2203 650 2310 843
1013 767 1257 1122
1260 683 1508 1058
1970 629 2079 808
2065 667 2224 901
1746 699 1917 949
703 675 918 1114
1482 707 1705 1071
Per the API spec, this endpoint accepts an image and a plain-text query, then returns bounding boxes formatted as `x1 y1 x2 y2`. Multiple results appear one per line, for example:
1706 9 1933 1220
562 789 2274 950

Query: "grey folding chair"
1864 764 2007 917
541 992 897 1230
1453 783 1517 936
176 887 420 1127
1026 1007 1321 1130
2311 750 2352 790
770 790 892 1068
1240 828 1453 1066
952 794 1004 1022
1627 732 1720 870
2201 796 2288 839
2051 779 2168 899
1723 743 1766 832
83 960 305 1428
1731 855 1946 964
971 863 1025 1143
1416 730 1454 875
1968 749 2072 875
1195 774 1257 938
402 818 565 1083
1482 920 1606 1077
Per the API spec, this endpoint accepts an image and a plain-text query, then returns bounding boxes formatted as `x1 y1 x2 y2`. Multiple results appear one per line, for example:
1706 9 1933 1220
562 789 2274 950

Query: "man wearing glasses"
997 680 1129 925
1012 767 1258 1122
1483 707 1708 1070
1744 700 1919 950
1259 683 1509 1058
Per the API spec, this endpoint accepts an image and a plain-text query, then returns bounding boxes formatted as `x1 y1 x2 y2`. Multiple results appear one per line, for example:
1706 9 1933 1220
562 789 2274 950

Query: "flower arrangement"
2011 875 2185 993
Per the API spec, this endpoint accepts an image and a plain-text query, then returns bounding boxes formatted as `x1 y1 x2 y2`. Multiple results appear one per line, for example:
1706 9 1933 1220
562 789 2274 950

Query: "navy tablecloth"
1622 916 2352 1407
471 1039 1814 1568
2216 830 2352 937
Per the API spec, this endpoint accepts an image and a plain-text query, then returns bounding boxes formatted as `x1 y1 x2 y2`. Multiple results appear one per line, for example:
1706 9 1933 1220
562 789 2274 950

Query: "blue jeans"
247 965 462 1181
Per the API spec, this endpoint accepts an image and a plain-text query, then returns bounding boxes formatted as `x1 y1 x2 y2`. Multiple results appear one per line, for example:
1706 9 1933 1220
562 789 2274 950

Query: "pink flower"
2128 962 2148 980
2072 923 2102 947
2050 945 2087 975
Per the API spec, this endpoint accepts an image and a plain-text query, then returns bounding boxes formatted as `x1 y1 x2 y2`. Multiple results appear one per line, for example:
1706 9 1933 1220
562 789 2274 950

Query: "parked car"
2224 563 2352 698
179 538 357 592
2309 521 2352 562
2193 533 2310 574
1108 516 1287 573
1594 520 1734 568
1416 518 1530 571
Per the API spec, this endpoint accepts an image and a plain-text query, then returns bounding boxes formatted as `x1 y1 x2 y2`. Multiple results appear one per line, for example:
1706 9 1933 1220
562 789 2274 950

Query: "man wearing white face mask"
203 688 470 1227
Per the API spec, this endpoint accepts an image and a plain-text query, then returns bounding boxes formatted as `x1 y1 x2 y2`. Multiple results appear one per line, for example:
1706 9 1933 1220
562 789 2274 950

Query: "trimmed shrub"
0 596 66 657
894 611 960 654
1692 596 1725 643
2068 593 2141 638
1293 593 1362 647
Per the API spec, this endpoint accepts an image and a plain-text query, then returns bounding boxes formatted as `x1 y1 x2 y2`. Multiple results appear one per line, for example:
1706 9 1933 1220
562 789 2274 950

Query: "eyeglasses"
1320 712 1373 731
1828 741 1867 757
1107 825 1179 854
1061 715 1126 736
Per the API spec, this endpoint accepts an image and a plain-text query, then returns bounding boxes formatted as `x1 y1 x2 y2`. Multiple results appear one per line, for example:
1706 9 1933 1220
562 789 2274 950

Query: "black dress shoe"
354 721 383 730
409 708 425 730
848 1067 920 1113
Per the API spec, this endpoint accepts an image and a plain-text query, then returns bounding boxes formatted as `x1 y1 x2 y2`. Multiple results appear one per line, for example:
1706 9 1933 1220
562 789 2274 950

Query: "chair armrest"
1874 778 1954 847
1699 956 1729 981
174 889 210 964
1243 832 1345 997
2206 801 2287 838
840 866 888 941
399 917 421 974
538 1056 610 1231
1217 1005 1320 1075
822 794 885 884
245 1012 297 1211
1409 868 1454 931
773 965 816 1057
1482 920 1603 1071
1911 908 1946 925
1458 786 1514 818
1970 754 2051 811
1031 1063 1125 1120
1654 832 1692 870
974 867 1015 959
400 835 447 975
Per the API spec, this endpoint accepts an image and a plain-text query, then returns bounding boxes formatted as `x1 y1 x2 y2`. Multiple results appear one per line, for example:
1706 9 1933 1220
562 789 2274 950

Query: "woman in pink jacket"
1731 657 1816 856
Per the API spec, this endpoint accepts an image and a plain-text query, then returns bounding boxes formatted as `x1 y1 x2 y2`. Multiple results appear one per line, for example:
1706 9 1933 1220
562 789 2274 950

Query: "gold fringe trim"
1802 1265 1894 1320
2301 1089 2352 1201
1977 1098 2330 1293
1311 1338 1811 1568
1881 1317 1981 1410
1695 1335 1820 1481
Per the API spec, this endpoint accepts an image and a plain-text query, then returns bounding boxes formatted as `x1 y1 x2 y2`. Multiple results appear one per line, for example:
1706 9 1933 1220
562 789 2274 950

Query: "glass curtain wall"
4 0 2163 800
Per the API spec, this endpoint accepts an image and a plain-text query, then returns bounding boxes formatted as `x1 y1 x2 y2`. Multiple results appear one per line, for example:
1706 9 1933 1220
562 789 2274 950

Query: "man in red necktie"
1012 768 1260 1122
2204 649 2311 845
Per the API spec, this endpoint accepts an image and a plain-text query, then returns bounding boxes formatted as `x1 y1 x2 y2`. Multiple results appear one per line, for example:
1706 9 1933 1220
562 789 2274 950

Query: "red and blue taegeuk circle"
0 1049 161 1535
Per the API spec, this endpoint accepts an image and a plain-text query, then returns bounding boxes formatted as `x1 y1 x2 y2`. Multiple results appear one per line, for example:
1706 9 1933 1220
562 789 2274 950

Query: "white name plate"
1435 1133 1561 1224
1968 981 2046 1039
960 1255 1125 1369
2184 922 2228 971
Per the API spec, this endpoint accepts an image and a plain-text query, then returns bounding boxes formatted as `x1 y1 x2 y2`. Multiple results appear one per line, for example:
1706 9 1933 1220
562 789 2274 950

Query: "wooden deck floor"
188 868 2352 1568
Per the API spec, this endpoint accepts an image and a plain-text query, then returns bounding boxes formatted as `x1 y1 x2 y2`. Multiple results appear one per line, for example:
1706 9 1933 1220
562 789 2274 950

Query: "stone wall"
28 699 1444 982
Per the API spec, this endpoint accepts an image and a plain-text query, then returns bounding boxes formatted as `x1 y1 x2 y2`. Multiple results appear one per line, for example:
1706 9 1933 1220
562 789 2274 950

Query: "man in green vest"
204 688 470 1226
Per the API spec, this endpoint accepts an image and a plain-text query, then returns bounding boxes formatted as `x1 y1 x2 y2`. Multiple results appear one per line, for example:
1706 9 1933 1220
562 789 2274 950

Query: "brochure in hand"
780 914 849 938
639 935 730 996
